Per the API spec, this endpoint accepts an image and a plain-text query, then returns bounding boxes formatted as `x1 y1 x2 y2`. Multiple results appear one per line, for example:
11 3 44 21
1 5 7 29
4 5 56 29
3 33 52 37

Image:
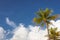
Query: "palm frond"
44 8 52 18
33 17 42 24
49 28 60 40
47 15 58 20
36 9 44 17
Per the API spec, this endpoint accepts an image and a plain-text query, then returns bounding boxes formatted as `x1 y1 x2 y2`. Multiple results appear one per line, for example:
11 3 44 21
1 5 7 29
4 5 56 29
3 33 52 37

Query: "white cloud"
10 24 29 40
10 20 60 40
49 20 60 31
10 24 48 40
0 27 6 40
5 18 60 40
6 17 17 28
28 25 48 40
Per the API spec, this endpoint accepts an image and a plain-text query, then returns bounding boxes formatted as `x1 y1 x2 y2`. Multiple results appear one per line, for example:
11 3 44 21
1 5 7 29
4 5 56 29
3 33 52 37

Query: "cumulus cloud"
28 25 48 40
49 20 60 31
0 27 6 40
10 24 29 40
10 24 48 40
6 17 17 28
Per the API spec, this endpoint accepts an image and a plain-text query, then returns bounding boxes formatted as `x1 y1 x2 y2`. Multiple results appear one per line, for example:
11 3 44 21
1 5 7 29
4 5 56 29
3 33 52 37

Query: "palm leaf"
33 17 42 24
36 9 44 17
49 27 60 40
44 8 52 18
47 15 58 20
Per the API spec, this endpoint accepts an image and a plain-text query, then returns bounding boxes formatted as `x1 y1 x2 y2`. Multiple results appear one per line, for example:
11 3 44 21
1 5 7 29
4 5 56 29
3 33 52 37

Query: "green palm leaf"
33 17 42 24
47 15 58 20
36 9 44 17
44 8 52 18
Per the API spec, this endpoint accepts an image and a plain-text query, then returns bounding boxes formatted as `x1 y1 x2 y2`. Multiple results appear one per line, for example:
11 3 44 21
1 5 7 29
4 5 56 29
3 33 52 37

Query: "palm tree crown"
33 8 58 26
49 27 60 40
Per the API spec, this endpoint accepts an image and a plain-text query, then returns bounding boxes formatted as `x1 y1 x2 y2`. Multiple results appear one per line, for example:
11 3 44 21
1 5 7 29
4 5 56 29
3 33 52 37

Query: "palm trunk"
54 33 56 40
46 23 50 40
54 36 56 40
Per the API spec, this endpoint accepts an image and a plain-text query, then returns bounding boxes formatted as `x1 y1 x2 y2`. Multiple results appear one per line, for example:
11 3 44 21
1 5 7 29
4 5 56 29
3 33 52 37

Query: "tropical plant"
49 27 60 40
33 8 58 40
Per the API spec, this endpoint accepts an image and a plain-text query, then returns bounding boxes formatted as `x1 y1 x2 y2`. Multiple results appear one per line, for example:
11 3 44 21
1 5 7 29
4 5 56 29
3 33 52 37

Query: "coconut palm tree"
33 8 58 40
49 27 60 40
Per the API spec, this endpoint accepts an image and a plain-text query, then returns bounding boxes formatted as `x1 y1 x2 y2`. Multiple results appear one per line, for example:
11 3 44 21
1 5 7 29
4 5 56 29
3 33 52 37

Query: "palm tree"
33 8 58 40
49 27 60 40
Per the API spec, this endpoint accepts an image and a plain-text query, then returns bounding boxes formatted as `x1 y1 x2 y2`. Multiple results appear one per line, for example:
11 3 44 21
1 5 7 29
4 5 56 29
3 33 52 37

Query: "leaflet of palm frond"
44 8 52 18
47 15 58 20
33 17 42 24
50 28 54 34
54 28 57 31
49 34 54 39
50 28 57 35
56 32 60 36
36 9 44 17
49 28 59 40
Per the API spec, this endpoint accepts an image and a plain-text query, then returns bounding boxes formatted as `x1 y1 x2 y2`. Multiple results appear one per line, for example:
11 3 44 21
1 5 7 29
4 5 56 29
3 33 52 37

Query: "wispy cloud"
6 17 17 28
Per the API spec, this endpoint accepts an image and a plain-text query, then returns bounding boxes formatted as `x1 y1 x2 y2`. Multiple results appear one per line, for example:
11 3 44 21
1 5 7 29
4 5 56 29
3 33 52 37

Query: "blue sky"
0 0 60 40
0 0 60 30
